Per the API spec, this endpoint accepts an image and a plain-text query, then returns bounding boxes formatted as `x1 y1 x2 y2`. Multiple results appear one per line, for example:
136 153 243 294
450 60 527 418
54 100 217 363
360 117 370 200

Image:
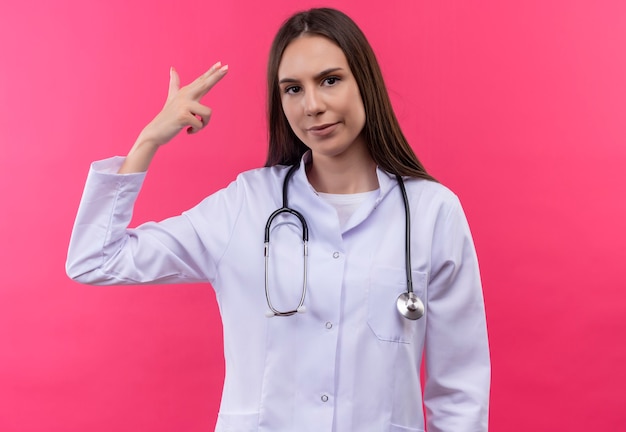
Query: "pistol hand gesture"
140 62 229 147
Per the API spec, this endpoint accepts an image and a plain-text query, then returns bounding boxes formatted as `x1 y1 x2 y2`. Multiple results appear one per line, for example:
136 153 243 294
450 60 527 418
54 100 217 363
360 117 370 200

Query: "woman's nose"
303 89 326 116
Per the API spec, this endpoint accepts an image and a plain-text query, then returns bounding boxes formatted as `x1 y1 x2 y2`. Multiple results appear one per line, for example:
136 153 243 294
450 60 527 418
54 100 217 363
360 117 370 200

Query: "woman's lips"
307 122 339 137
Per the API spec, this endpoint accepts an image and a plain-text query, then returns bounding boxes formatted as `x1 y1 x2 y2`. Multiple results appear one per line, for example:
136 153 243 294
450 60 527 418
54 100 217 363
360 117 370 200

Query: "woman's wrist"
118 135 160 174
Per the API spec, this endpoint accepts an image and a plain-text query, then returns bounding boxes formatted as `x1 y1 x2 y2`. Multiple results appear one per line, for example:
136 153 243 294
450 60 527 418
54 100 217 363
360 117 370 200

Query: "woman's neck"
306 147 379 194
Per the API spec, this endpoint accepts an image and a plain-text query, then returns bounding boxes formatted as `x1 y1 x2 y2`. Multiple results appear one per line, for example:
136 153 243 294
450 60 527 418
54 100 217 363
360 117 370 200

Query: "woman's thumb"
167 67 180 100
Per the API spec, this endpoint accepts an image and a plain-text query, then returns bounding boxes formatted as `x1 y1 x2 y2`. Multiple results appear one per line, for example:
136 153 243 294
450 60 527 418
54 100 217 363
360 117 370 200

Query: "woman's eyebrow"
278 67 345 85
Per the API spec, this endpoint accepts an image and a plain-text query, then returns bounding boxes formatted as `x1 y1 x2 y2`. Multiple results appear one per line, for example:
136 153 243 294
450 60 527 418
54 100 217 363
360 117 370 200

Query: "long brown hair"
265 8 435 181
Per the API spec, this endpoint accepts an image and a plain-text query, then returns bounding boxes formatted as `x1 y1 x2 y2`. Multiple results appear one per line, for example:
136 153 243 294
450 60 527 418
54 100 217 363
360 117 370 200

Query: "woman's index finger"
190 63 229 99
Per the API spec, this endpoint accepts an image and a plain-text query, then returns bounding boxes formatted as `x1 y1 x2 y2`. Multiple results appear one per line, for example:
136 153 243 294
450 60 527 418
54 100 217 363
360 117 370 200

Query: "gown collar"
293 150 400 205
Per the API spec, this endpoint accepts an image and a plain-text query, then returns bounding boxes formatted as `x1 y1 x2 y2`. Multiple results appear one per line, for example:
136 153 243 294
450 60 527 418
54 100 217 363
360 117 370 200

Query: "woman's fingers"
179 63 226 133
192 102 213 127
186 103 213 134
188 62 229 99
185 112 205 134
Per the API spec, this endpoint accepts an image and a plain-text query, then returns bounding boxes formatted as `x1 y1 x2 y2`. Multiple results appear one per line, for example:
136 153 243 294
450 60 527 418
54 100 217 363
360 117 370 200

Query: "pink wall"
1 0 625 430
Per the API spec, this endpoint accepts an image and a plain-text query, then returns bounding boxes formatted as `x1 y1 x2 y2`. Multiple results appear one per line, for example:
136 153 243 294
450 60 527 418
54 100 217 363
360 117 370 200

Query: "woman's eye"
323 77 339 86
285 86 301 94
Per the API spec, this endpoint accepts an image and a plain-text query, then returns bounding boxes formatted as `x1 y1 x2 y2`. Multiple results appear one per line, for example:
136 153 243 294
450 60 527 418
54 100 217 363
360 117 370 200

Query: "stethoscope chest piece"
396 292 424 320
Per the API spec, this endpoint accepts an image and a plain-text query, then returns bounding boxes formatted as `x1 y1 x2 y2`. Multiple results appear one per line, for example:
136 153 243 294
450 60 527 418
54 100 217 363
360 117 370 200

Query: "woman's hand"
142 62 229 145
119 62 229 173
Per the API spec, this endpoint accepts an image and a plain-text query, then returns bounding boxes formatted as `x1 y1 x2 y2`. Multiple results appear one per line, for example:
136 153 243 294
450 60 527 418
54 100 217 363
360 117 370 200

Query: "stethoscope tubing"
396 174 414 295
264 165 308 317
264 164 424 320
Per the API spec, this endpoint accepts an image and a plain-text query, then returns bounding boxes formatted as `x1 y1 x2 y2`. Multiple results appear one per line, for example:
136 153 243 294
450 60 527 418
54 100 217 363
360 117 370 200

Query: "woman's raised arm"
119 62 228 174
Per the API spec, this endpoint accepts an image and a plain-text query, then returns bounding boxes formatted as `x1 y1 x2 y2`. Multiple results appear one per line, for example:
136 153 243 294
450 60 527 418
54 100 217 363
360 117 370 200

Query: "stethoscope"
264 164 425 320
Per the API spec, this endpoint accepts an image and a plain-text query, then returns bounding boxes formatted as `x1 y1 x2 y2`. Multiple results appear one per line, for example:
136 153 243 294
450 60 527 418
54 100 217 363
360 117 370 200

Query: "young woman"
67 8 490 432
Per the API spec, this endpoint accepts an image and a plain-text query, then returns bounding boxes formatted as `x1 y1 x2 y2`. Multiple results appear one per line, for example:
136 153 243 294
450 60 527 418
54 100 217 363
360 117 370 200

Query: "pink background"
1 0 625 430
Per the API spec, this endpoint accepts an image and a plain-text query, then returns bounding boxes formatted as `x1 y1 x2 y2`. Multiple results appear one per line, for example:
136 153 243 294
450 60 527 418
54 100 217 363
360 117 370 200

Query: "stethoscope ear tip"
297 306 307 313
265 310 276 318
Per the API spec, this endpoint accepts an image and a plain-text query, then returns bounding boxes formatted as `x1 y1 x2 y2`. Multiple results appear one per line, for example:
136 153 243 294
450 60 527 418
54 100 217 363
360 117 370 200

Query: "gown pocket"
367 267 427 343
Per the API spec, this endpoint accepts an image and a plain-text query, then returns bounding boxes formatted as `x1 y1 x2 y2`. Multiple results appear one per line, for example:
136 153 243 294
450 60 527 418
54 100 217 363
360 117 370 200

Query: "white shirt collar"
293 150 399 204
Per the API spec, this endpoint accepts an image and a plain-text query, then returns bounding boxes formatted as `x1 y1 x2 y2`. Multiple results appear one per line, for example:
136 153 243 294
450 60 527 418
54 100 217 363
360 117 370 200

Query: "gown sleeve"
423 195 491 432
66 156 243 286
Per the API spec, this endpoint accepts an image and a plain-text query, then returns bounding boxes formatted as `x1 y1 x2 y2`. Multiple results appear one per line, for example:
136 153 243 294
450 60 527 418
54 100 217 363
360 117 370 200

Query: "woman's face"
277 35 367 162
